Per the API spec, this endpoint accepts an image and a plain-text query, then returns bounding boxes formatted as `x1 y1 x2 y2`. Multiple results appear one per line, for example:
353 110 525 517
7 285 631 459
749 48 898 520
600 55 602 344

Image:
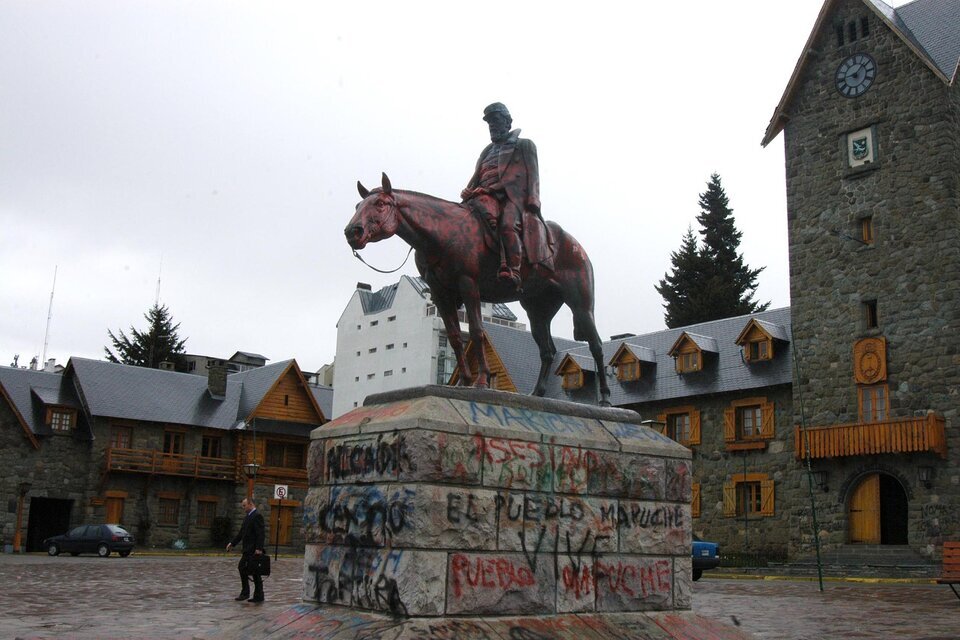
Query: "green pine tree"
105 303 188 369
656 174 769 328
655 226 709 328
696 174 769 320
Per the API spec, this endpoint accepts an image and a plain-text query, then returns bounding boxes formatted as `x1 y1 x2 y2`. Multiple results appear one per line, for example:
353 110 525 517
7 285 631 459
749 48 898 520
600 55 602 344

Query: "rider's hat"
482 102 511 121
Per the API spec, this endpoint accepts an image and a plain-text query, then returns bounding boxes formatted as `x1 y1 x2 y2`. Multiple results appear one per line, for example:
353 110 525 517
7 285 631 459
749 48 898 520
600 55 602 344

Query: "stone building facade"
763 0 960 557
0 358 331 552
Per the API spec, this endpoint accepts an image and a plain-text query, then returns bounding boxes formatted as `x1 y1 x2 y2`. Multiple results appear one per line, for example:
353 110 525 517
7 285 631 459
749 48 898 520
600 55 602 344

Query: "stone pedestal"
302 386 693 618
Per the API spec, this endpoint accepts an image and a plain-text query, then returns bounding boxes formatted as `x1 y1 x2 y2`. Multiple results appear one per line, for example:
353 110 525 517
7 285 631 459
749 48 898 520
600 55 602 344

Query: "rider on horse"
461 103 554 289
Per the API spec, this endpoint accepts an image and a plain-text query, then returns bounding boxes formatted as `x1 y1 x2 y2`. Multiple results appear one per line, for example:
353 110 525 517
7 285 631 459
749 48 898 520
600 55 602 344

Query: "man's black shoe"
247 595 265 603
235 594 250 601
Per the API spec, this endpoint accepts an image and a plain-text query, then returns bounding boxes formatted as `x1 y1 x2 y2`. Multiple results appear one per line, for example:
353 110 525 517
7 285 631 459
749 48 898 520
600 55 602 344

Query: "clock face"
836 53 877 97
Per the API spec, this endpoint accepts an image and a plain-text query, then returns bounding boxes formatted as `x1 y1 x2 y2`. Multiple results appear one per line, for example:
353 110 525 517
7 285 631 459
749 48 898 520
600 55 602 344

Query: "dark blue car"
692 535 720 580
44 524 135 558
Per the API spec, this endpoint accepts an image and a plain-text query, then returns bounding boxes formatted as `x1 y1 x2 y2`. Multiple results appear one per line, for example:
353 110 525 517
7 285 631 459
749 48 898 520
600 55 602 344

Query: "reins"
352 246 414 274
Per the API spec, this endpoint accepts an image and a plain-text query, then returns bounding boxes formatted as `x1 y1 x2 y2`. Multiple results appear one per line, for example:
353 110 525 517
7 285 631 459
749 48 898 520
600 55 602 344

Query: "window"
402 367 407 373
860 16 869 37
863 300 878 329
723 473 774 517
439 335 448 348
403 342 408 348
357 324 361 330
836 24 845 47
848 21 857 43
48 409 75 432
201 436 222 458
354 376 359 382
197 499 217 527
658 407 700 446
724 398 775 449
111 426 133 449
747 339 771 362
617 360 639 382
738 405 763 438
384 370 393 377
283 394 289 406
265 442 306 469
356 351 361 357
386 343 395 350
692 483 701 518
367 373 375 380
163 431 184 455
676 351 700 373
370 320 378 327
561 369 583 390
369 347 377 354
859 384 888 422
158 498 180 525
388 316 396 322
860 217 874 244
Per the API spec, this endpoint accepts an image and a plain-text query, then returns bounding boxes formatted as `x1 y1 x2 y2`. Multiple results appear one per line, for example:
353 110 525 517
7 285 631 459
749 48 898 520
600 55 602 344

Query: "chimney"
357 282 372 291
159 361 175 371
207 359 227 398
43 358 57 372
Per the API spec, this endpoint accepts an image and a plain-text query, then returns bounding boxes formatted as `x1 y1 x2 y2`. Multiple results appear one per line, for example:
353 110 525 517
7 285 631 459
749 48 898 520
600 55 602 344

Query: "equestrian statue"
345 103 610 405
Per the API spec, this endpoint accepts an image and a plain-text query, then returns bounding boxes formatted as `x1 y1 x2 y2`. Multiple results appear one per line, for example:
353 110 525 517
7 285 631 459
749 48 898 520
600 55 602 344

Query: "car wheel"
119 550 131 558
693 568 703 581
47 543 59 556
97 543 110 558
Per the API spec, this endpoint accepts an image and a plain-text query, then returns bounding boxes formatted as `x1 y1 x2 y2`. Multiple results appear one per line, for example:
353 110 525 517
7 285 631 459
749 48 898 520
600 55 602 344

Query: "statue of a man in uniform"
461 103 552 289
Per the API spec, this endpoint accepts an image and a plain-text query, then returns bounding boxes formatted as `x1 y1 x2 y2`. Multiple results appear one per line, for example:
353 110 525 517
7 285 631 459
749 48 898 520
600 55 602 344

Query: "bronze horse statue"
345 173 610 406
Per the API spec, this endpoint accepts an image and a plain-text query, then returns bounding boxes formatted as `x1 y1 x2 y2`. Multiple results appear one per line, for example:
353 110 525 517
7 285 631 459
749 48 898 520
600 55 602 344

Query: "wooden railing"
106 447 236 480
795 414 947 460
249 465 308 486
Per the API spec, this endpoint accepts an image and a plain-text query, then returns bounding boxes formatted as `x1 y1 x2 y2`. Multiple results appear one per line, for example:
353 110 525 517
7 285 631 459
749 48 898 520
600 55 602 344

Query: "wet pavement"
0 553 957 639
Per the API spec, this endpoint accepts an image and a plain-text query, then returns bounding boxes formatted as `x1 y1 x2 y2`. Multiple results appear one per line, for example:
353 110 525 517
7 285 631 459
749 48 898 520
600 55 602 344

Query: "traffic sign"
274 484 289 500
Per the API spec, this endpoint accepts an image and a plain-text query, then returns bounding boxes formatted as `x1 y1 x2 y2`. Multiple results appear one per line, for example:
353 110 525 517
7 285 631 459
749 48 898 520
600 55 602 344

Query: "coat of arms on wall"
853 337 887 384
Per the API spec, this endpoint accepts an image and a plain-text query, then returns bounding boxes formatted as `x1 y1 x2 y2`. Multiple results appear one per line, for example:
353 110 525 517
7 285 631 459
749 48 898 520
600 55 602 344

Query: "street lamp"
13 481 32 553
242 463 260 499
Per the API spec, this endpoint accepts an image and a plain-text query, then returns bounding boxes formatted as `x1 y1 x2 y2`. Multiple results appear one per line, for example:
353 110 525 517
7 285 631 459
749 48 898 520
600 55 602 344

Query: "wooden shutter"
689 410 701 445
761 401 776 438
655 413 667 434
723 408 736 442
691 483 701 518
722 482 736 517
760 479 775 516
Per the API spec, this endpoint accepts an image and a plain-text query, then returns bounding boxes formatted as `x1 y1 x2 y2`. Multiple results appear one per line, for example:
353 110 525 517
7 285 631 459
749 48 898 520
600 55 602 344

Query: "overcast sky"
0 1 910 373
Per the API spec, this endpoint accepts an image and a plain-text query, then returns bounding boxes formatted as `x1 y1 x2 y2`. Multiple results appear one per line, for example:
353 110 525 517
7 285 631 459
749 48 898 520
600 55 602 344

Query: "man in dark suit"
226 497 266 602
462 102 553 289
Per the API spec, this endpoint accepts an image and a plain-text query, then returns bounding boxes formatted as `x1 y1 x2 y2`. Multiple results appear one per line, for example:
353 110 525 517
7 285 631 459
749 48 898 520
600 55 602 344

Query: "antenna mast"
41 265 58 366
155 254 163 306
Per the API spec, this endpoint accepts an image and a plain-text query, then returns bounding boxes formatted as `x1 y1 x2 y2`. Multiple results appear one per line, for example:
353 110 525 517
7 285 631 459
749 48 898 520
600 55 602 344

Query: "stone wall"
781 0 960 555
302 387 692 617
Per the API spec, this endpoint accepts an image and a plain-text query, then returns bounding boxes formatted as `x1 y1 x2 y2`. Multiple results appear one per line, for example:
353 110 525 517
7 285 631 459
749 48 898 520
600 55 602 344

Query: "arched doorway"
848 473 908 544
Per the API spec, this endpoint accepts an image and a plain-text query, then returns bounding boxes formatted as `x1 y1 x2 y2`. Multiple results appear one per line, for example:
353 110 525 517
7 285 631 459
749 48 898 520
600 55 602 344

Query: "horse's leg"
458 279 491 389
433 292 472 386
571 308 611 406
521 295 563 397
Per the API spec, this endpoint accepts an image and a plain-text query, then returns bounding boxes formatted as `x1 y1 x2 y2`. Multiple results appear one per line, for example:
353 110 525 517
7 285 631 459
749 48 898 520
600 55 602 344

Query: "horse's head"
345 173 401 250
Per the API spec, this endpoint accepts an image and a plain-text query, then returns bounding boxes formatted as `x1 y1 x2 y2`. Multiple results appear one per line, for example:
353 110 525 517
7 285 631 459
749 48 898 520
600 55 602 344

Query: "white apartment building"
332 276 525 417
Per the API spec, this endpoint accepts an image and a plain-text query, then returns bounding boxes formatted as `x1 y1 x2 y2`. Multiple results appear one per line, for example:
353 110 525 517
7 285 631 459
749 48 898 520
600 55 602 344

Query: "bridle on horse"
351 192 414 274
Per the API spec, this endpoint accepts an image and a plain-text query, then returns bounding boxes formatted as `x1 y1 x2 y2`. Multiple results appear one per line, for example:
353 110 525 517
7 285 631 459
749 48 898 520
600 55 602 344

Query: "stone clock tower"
763 0 959 557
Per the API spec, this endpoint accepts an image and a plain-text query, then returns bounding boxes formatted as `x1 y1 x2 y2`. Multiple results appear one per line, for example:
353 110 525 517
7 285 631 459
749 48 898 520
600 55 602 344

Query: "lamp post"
13 481 32 553
242 463 260 500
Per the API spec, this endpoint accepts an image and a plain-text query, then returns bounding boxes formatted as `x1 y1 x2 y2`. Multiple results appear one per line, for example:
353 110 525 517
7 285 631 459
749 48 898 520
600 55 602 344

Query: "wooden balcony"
795 414 947 460
106 447 236 481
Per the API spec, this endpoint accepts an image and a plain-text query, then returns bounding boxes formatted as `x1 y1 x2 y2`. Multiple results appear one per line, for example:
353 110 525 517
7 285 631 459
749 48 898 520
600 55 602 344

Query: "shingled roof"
0 366 82 441
762 0 960 145
357 275 518 322
480 308 793 407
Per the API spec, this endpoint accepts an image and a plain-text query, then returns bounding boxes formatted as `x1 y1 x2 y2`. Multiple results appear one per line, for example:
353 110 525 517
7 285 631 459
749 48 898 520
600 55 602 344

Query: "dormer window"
555 354 592 390
669 333 716 375
48 408 76 432
608 343 655 383
736 319 788 364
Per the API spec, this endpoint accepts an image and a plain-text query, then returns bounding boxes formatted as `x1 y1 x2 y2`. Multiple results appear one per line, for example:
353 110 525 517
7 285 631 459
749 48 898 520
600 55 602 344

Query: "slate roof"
618 344 657 363
763 0 960 145
484 308 793 407
678 333 719 354
0 366 82 437
310 385 334 420
358 275 518 322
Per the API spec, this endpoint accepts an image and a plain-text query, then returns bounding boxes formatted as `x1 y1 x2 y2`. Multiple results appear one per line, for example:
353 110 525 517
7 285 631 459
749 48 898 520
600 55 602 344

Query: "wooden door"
105 498 124 525
269 505 295 545
849 473 881 544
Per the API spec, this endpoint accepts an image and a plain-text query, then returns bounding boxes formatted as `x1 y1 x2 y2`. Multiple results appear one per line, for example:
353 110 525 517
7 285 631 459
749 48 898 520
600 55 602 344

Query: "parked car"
692 534 720 580
44 524 135 558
